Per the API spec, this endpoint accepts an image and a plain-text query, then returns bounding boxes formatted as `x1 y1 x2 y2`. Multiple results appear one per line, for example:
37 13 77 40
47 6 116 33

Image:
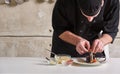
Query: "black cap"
78 0 102 16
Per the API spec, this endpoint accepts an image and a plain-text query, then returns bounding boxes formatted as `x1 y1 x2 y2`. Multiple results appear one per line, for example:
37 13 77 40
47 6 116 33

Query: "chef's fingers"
76 45 84 54
76 48 84 54
94 44 99 53
80 44 88 53
94 41 104 53
78 44 88 54
85 41 90 50
76 39 89 54
96 42 104 53
91 39 99 53
79 45 87 54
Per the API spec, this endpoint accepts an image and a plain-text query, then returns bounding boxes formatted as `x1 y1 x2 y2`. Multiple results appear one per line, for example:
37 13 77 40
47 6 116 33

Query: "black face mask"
77 0 102 16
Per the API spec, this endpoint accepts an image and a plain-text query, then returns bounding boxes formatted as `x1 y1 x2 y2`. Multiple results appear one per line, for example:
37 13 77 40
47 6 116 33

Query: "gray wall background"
0 0 120 57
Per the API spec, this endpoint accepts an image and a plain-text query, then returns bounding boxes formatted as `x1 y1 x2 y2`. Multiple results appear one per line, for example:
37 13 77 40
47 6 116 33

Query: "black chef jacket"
51 0 119 57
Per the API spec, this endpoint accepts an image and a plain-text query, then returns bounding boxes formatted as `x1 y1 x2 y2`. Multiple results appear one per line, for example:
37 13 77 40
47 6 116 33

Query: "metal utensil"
46 57 50 61
45 49 57 56
45 57 56 65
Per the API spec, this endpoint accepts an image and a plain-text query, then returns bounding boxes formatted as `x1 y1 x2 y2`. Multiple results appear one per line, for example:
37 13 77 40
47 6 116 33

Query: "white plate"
73 58 101 66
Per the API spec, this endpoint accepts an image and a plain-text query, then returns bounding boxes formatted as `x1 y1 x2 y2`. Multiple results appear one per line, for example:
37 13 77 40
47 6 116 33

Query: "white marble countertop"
0 57 120 74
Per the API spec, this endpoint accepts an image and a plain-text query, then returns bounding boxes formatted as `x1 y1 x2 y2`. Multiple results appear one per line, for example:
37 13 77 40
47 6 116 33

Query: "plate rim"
73 58 102 66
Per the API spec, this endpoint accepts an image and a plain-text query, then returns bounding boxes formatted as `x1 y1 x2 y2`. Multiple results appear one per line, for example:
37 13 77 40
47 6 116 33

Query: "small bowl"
54 54 71 64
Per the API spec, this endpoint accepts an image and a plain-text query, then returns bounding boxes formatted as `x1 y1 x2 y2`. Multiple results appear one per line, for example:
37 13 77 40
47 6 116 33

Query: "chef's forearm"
99 34 113 46
59 31 83 46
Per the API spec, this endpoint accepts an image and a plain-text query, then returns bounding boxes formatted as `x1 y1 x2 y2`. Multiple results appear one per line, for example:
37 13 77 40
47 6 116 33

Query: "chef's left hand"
91 39 105 53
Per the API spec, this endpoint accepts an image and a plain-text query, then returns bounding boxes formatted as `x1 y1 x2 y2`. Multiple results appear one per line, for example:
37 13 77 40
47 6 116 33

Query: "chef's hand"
76 39 90 54
91 39 105 53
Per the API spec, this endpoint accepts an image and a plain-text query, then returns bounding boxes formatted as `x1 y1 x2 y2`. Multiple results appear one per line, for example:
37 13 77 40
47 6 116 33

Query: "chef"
51 0 119 58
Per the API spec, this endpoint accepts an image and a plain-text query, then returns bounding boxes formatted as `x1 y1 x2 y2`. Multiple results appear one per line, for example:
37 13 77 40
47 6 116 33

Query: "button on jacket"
51 0 119 57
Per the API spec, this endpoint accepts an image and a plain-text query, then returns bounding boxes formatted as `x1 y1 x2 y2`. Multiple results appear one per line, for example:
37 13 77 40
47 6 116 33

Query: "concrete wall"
0 0 54 58
0 0 120 57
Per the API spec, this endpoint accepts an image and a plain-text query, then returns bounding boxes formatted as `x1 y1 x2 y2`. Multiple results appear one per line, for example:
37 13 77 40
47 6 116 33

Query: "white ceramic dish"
73 58 101 66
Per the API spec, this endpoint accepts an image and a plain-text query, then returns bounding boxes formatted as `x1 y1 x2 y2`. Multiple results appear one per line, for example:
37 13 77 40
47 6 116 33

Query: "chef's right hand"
76 39 90 54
